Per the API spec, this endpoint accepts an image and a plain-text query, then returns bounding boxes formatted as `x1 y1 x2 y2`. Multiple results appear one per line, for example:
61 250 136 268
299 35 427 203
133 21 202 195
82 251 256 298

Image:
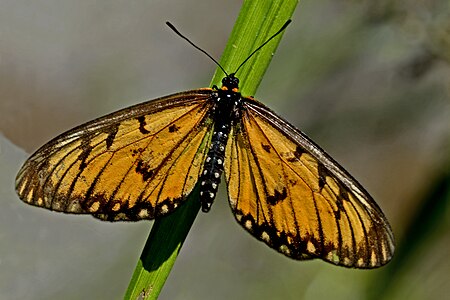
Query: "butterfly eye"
221 75 239 90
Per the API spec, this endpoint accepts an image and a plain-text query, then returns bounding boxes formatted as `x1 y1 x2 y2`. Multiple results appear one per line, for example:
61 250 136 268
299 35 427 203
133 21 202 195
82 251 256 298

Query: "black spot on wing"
287 157 298 162
294 146 305 159
261 143 271 153
334 198 344 220
267 187 288 205
135 159 154 181
318 163 327 191
287 145 305 162
131 148 144 157
168 124 180 132
78 141 92 171
137 116 150 134
106 124 119 149
337 190 350 202
317 163 348 221
318 161 350 203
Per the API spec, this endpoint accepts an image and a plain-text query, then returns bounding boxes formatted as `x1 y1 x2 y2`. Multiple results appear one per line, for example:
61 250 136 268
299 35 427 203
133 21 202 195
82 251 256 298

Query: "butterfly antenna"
166 22 228 77
233 20 291 75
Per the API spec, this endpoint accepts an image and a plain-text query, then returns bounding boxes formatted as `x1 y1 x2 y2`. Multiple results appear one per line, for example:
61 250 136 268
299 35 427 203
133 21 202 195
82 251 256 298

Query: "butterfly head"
221 73 239 92
167 20 291 94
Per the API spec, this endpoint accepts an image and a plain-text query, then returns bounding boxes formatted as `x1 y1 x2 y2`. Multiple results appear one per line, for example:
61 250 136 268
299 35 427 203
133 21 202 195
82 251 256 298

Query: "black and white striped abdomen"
199 125 230 212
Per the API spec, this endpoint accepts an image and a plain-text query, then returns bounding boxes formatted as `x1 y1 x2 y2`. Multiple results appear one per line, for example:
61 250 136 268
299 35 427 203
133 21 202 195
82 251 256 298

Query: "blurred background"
1 1 449 299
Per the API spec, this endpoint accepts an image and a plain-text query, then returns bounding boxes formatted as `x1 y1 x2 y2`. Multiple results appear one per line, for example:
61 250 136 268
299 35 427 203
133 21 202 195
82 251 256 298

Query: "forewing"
225 97 394 268
16 89 215 221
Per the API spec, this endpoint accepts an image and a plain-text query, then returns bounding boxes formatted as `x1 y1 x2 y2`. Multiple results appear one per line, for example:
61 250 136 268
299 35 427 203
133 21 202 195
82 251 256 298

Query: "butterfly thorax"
199 75 242 212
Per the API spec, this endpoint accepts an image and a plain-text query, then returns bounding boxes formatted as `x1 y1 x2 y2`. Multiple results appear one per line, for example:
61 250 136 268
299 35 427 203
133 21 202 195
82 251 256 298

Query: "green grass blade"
211 1 298 95
124 186 201 300
124 1 298 299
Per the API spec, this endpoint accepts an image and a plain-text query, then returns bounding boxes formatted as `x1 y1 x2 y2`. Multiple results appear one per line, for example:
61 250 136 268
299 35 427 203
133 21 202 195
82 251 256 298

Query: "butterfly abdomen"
199 87 241 212
200 127 229 212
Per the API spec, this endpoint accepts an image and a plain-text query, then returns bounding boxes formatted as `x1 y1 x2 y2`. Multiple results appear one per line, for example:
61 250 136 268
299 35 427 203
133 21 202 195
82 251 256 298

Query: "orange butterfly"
15 20 394 268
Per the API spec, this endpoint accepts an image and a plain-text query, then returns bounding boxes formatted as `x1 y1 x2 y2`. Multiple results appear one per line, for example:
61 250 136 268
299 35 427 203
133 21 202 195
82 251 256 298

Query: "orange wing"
16 89 215 221
224 97 394 268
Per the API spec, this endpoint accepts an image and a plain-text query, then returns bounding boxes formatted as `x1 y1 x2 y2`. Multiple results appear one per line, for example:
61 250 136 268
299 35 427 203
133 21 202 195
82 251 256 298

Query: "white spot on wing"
279 245 290 256
357 258 364 267
370 250 377 267
138 209 149 218
307 241 316 253
245 219 252 230
229 197 236 209
161 204 169 214
115 213 127 220
343 257 351 265
261 231 270 243
26 190 34 203
18 179 27 195
327 250 339 264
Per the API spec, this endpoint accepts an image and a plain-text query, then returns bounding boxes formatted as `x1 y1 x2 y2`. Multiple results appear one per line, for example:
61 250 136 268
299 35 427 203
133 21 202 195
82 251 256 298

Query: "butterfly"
15 20 394 268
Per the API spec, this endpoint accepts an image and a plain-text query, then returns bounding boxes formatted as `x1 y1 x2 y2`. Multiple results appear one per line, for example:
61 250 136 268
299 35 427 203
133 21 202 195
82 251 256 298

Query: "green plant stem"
124 1 298 299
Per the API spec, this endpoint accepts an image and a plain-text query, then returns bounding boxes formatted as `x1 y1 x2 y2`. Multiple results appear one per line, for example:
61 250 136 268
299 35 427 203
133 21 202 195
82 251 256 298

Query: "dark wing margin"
224 96 394 268
16 89 215 221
